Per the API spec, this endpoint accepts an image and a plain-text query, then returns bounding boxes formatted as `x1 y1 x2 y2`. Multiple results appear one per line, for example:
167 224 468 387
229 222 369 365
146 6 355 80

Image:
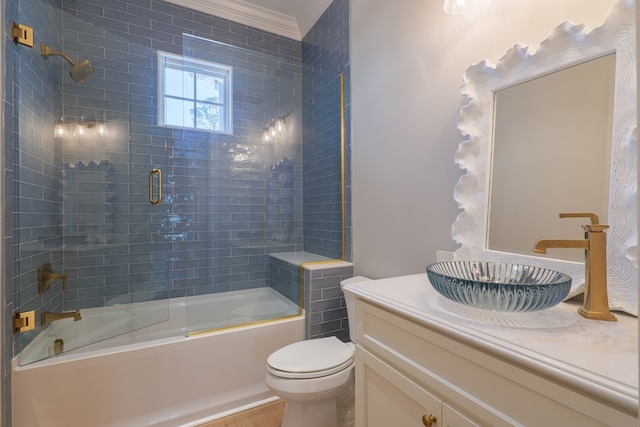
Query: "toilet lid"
267 337 354 374
267 358 354 379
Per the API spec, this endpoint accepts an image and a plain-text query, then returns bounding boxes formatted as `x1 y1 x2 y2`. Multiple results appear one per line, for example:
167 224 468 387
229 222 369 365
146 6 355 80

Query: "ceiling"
164 0 334 40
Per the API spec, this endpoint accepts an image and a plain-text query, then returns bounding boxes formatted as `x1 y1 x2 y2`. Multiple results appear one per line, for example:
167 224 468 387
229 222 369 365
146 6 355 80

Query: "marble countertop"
343 273 638 412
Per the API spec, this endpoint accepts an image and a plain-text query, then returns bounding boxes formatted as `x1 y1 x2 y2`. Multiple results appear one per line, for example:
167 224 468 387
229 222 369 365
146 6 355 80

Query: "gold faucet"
533 213 616 321
41 310 81 326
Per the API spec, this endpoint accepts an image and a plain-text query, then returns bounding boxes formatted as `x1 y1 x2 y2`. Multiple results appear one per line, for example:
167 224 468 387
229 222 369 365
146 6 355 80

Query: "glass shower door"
179 35 304 333
13 0 169 365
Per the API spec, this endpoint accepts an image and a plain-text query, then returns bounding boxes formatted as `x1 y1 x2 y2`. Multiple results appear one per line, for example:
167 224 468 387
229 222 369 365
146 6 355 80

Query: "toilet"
265 276 370 427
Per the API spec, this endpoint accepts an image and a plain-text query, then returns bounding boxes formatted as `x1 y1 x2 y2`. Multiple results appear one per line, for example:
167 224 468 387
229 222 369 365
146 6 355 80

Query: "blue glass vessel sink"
426 261 572 312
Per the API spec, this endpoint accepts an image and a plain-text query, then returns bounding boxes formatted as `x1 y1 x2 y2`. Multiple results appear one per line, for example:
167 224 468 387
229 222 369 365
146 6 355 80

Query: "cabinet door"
442 402 480 427
356 347 441 427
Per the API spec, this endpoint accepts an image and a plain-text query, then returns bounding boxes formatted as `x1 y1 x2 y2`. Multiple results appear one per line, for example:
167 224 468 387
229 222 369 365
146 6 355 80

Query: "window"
158 51 233 133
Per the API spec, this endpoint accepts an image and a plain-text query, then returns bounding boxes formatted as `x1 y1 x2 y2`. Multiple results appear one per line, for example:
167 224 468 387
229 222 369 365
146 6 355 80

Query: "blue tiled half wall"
268 252 354 340
304 262 354 341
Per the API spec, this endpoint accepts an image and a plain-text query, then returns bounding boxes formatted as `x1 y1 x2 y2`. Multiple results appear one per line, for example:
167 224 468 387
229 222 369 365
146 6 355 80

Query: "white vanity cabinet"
347 275 638 427
356 343 478 427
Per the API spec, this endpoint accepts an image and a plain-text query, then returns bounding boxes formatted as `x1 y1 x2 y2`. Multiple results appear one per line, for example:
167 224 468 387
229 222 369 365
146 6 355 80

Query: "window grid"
158 51 233 134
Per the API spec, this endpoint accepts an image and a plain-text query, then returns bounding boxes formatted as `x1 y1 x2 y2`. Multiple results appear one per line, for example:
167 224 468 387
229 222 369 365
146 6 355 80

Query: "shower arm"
41 42 77 66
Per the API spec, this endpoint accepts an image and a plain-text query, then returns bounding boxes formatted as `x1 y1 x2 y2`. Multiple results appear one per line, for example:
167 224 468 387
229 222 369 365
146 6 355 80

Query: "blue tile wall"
56 0 304 304
13 0 64 323
269 256 301 305
4 0 64 422
3 0 304 422
301 0 352 341
302 0 351 261
2 0 16 420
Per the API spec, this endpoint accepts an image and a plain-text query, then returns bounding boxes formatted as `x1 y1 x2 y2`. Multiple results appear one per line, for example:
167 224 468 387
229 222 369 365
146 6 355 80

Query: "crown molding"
165 0 334 41
296 0 334 39
165 0 302 40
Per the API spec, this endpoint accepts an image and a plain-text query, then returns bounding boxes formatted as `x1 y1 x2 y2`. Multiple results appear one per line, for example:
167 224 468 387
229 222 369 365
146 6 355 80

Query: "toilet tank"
340 276 371 341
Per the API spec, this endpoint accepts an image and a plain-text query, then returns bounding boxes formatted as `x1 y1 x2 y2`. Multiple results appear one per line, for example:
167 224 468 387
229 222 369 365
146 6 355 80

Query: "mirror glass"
488 54 616 263
451 0 637 316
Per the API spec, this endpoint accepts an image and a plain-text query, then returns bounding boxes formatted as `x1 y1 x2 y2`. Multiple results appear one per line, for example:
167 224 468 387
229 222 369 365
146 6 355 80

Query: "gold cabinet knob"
422 414 437 426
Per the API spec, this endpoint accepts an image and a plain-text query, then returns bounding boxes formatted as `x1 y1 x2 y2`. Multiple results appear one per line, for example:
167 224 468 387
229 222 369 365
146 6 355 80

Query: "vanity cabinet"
357 344 478 427
352 290 637 427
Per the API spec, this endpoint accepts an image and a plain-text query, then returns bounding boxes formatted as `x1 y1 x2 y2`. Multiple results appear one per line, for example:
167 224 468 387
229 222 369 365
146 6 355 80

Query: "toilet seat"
268 358 354 379
267 337 354 380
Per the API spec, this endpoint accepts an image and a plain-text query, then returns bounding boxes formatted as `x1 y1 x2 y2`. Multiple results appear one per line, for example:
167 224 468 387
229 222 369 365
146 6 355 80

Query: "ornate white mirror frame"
451 0 637 315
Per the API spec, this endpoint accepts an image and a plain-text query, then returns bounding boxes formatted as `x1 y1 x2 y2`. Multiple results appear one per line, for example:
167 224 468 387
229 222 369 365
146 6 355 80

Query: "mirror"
452 0 637 316
488 54 616 263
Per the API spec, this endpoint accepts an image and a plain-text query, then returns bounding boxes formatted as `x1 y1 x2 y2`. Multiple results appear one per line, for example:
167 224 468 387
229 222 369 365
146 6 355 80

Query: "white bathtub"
12 288 305 427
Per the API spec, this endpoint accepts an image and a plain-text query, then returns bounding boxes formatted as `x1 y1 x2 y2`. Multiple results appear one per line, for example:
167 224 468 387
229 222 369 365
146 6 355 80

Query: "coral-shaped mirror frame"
452 0 637 315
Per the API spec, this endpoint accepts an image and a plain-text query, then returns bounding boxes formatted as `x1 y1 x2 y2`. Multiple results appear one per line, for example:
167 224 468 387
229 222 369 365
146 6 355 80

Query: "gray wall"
350 0 617 279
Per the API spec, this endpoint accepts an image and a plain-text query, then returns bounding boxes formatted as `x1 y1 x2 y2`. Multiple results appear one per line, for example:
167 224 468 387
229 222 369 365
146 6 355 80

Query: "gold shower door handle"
149 168 162 205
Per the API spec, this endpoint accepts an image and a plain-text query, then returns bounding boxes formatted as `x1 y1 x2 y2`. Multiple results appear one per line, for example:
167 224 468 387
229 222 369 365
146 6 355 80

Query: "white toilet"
265 276 370 427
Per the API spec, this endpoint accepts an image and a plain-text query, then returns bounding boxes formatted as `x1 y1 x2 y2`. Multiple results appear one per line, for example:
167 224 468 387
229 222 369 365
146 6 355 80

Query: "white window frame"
157 51 233 134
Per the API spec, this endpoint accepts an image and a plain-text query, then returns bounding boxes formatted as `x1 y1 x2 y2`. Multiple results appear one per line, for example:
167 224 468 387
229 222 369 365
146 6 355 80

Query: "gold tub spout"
41 310 81 326
533 213 616 321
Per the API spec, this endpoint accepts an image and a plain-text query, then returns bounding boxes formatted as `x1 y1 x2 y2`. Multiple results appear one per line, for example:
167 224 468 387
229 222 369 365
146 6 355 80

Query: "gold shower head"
41 42 95 84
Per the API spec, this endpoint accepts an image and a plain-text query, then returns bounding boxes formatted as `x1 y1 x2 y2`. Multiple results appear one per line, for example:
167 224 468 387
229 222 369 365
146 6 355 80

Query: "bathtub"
12 288 305 427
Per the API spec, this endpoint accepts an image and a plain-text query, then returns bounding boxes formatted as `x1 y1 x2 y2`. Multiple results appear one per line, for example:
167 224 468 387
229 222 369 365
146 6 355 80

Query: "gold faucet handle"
50 273 68 290
38 263 68 293
584 224 609 232
559 212 600 224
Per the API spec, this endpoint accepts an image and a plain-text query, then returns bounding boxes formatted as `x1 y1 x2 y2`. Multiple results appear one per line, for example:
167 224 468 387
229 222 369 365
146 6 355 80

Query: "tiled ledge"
268 252 354 340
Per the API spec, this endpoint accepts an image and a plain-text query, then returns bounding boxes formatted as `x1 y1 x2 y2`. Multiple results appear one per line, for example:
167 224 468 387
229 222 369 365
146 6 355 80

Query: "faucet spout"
533 239 588 254
41 310 81 326
532 212 616 322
